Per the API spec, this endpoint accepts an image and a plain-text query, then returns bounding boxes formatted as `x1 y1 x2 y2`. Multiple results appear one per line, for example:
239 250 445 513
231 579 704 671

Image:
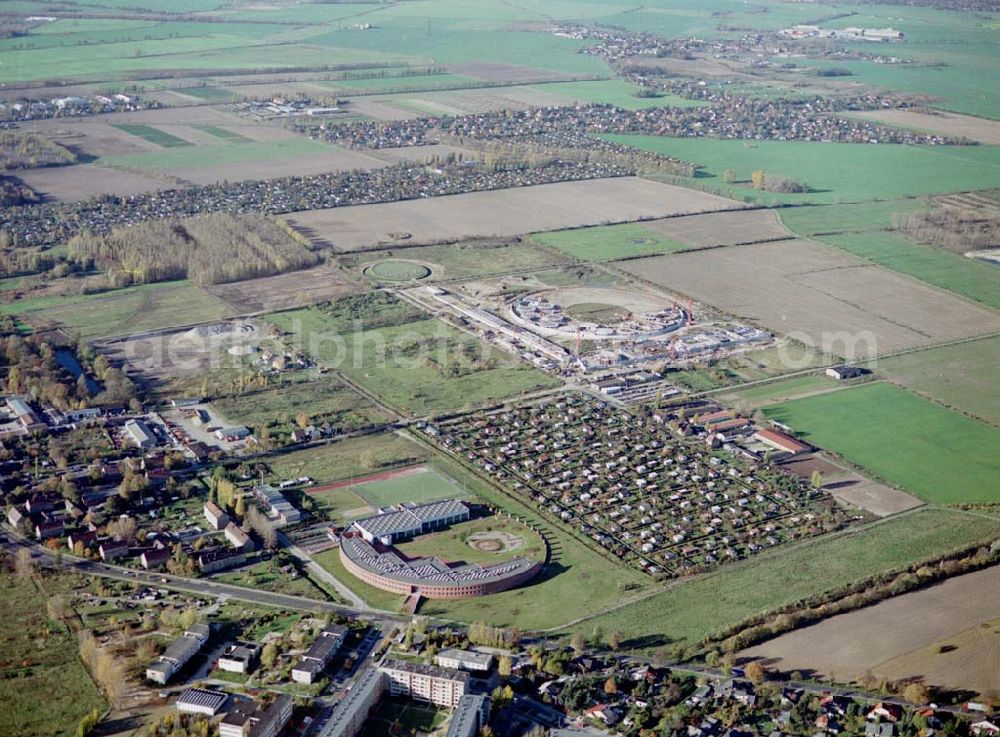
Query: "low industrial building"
754 428 811 456
381 659 470 708
176 687 228 716
291 625 348 684
125 419 157 448
254 484 302 526
146 623 211 684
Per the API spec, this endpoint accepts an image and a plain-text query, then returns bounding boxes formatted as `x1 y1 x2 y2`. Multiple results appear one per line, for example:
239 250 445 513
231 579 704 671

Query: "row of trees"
77 630 128 709
898 208 1000 253
67 212 318 287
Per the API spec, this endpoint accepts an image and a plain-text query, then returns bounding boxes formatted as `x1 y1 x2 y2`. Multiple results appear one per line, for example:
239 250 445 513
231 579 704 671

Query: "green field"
395 514 547 565
778 199 931 236
268 432 429 486
211 378 387 437
352 466 469 508
603 136 1000 204
0 574 105 737
267 310 560 415
365 260 432 282
195 124 252 142
817 232 1000 310
717 373 847 409
536 79 708 110
873 337 1000 426
4 281 233 339
532 223 689 262
112 123 192 148
347 241 568 281
101 138 339 172
582 508 1000 650
764 382 1000 503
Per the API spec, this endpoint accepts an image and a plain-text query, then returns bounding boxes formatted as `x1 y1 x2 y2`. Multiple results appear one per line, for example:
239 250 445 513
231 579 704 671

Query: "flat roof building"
146 624 210 684
176 687 228 716
219 642 261 674
292 625 348 684
435 649 494 673
352 499 470 546
380 659 470 708
316 667 385 737
219 693 292 737
447 694 491 737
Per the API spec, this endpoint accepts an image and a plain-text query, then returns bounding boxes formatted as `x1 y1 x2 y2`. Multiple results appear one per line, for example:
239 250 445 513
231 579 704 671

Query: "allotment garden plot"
432 393 848 578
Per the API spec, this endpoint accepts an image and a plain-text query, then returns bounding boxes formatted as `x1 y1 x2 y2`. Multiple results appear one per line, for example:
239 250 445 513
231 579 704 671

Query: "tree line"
67 212 319 287
0 132 76 171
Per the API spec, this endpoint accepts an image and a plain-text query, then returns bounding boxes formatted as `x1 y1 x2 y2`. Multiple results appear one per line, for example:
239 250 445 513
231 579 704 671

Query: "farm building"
754 428 811 456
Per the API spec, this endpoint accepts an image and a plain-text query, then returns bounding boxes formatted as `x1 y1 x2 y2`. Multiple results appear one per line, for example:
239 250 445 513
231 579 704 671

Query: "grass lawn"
764 382 1000 504
873 336 1000 426
269 432 429 485
270 310 559 415
581 508 1000 650
531 223 689 262
113 123 192 148
6 281 233 339
352 466 470 508
0 573 105 737
213 558 334 601
603 136 1000 204
395 514 547 565
816 232 1000 311
363 698 449 737
195 124 252 142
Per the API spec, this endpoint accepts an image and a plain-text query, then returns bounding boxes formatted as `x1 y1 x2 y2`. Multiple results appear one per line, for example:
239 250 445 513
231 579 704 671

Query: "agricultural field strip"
620 239 1000 355
741 563 1000 682
286 177 746 252
433 392 844 578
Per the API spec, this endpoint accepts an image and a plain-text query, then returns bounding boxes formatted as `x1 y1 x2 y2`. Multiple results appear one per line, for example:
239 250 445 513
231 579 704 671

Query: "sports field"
351 465 470 508
603 136 1000 204
532 223 689 262
763 383 1000 504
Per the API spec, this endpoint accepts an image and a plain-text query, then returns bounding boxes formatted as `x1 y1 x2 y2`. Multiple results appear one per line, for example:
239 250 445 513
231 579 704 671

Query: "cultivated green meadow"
764 382 1000 504
532 223 689 261
604 136 1000 204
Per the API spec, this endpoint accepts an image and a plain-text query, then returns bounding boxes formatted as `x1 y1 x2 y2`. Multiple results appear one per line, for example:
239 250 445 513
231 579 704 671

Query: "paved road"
277 530 368 610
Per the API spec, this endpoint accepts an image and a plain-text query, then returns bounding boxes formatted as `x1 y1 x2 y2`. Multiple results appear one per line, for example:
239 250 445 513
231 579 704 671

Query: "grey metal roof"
447 694 488 737
176 688 228 712
317 667 385 737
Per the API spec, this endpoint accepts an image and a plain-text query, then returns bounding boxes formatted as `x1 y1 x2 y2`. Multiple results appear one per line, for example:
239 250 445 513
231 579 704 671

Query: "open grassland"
580 508 1000 650
363 698 449 737
101 138 384 184
873 337 1000 426
604 136 1000 204
778 199 930 236
764 383 1000 504
14 164 167 203
535 80 707 110
268 432 429 486
717 374 847 409
6 281 233 339
210 378 388 435
531 223 688 262
268 310 559 415
817 232 1000 311
622 239 1000 354
112 123 192 148
395 514 547 566
343 240 569 281
0 574 105 737
742 565 1000 695
287 177 742 252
